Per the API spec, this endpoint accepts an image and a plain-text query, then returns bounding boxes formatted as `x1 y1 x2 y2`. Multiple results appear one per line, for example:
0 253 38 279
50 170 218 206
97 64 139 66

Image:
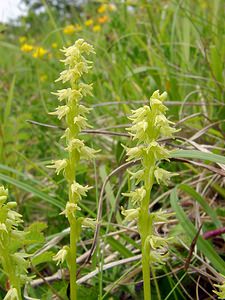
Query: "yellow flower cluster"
98 15 109 24
20 40 48 59
84 21 102 32
97 3 116 13
84 19 93 27
82 3 115 33
32 47 48 58
84 15 108 32
63 24 82 35
93 25 101 32
20 43 33 53
51 42 58 49
19 36 27 44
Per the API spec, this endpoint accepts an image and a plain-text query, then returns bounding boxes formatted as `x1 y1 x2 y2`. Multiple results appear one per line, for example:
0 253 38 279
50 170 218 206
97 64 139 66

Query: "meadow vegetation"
0 1 224 299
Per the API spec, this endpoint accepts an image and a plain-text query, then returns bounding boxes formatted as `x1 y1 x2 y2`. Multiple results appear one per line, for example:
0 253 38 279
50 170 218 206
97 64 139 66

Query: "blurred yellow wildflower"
63 25 75 35
97 4 107 14
32 47 48 58
19 36 27 44
98 15 109 24
74 24 82 32
85 19 93 27
93 25 101 32
20 43 33 52
109 4 117 11
63 24 82 35
51 42 58 49
40 74 48 82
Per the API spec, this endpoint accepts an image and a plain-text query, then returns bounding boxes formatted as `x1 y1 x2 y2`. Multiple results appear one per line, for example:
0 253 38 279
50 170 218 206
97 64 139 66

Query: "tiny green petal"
65 138 85 153
78 104 92 116
121 206 139 222
0 186 8 204
52 88 82 102
154 167 178 185
146 234 172 250
123 186 146 206
49 105 70 120
150 209 174 223
125 145 143 161
53 246 69 265
71 181 91 200
60 202 81 218
81 218 96 229
150 250 168 265
74 115 92 130
4 287 19 300
127 169 144 184
47 159 68 175
79 83 93 96
0 223 8 237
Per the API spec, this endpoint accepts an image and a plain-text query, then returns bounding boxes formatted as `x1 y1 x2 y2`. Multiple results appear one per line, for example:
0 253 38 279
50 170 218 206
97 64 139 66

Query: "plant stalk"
139 186 152 300
70 218 77 300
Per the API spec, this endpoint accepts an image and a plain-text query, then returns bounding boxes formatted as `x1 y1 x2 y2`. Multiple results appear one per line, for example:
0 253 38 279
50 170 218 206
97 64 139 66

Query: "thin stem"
152 267 161 300
142 244 151 300
70 219 77 300
67 95 78 300
139 187 152 300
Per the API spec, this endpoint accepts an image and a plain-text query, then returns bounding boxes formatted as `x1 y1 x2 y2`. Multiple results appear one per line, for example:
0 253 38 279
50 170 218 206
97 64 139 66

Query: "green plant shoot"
48 39 97 300
0 186 29 300
122 90 179 300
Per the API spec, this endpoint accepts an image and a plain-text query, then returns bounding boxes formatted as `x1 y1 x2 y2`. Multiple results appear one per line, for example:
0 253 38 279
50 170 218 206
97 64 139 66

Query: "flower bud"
53 246 69 265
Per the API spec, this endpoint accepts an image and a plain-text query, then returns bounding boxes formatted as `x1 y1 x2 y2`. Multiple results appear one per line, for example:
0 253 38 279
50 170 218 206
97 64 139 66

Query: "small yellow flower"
93 25 101 32
40 74 48 82
20 43 33 53
98 15 109 24
19 36 27 44
74 24 82 32
51 42 58 49
63 24 75 35
32 47 48 58
97 4 107 14
85 19 93 27
108 4 117 11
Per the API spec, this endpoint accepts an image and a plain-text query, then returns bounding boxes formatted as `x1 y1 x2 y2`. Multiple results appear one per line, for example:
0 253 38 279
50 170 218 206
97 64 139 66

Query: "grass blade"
172 150 225 165
0 173 63 209
170 186 225 275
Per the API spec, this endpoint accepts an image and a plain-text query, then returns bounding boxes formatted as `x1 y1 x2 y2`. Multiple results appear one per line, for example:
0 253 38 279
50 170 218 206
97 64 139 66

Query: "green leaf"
31 251 54 267
99 165 116 208
179 184 222 229
4 75 16 124
0 173 63 209
25 222 47 245
0 164 42 186
171 150 225 165
170 186 225 275
107 236 133 258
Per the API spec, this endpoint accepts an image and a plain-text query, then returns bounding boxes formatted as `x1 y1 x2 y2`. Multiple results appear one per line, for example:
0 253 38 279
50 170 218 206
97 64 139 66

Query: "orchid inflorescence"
0 186 29 300
122 90 179 300
48 39 97 300
213 275 225 299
